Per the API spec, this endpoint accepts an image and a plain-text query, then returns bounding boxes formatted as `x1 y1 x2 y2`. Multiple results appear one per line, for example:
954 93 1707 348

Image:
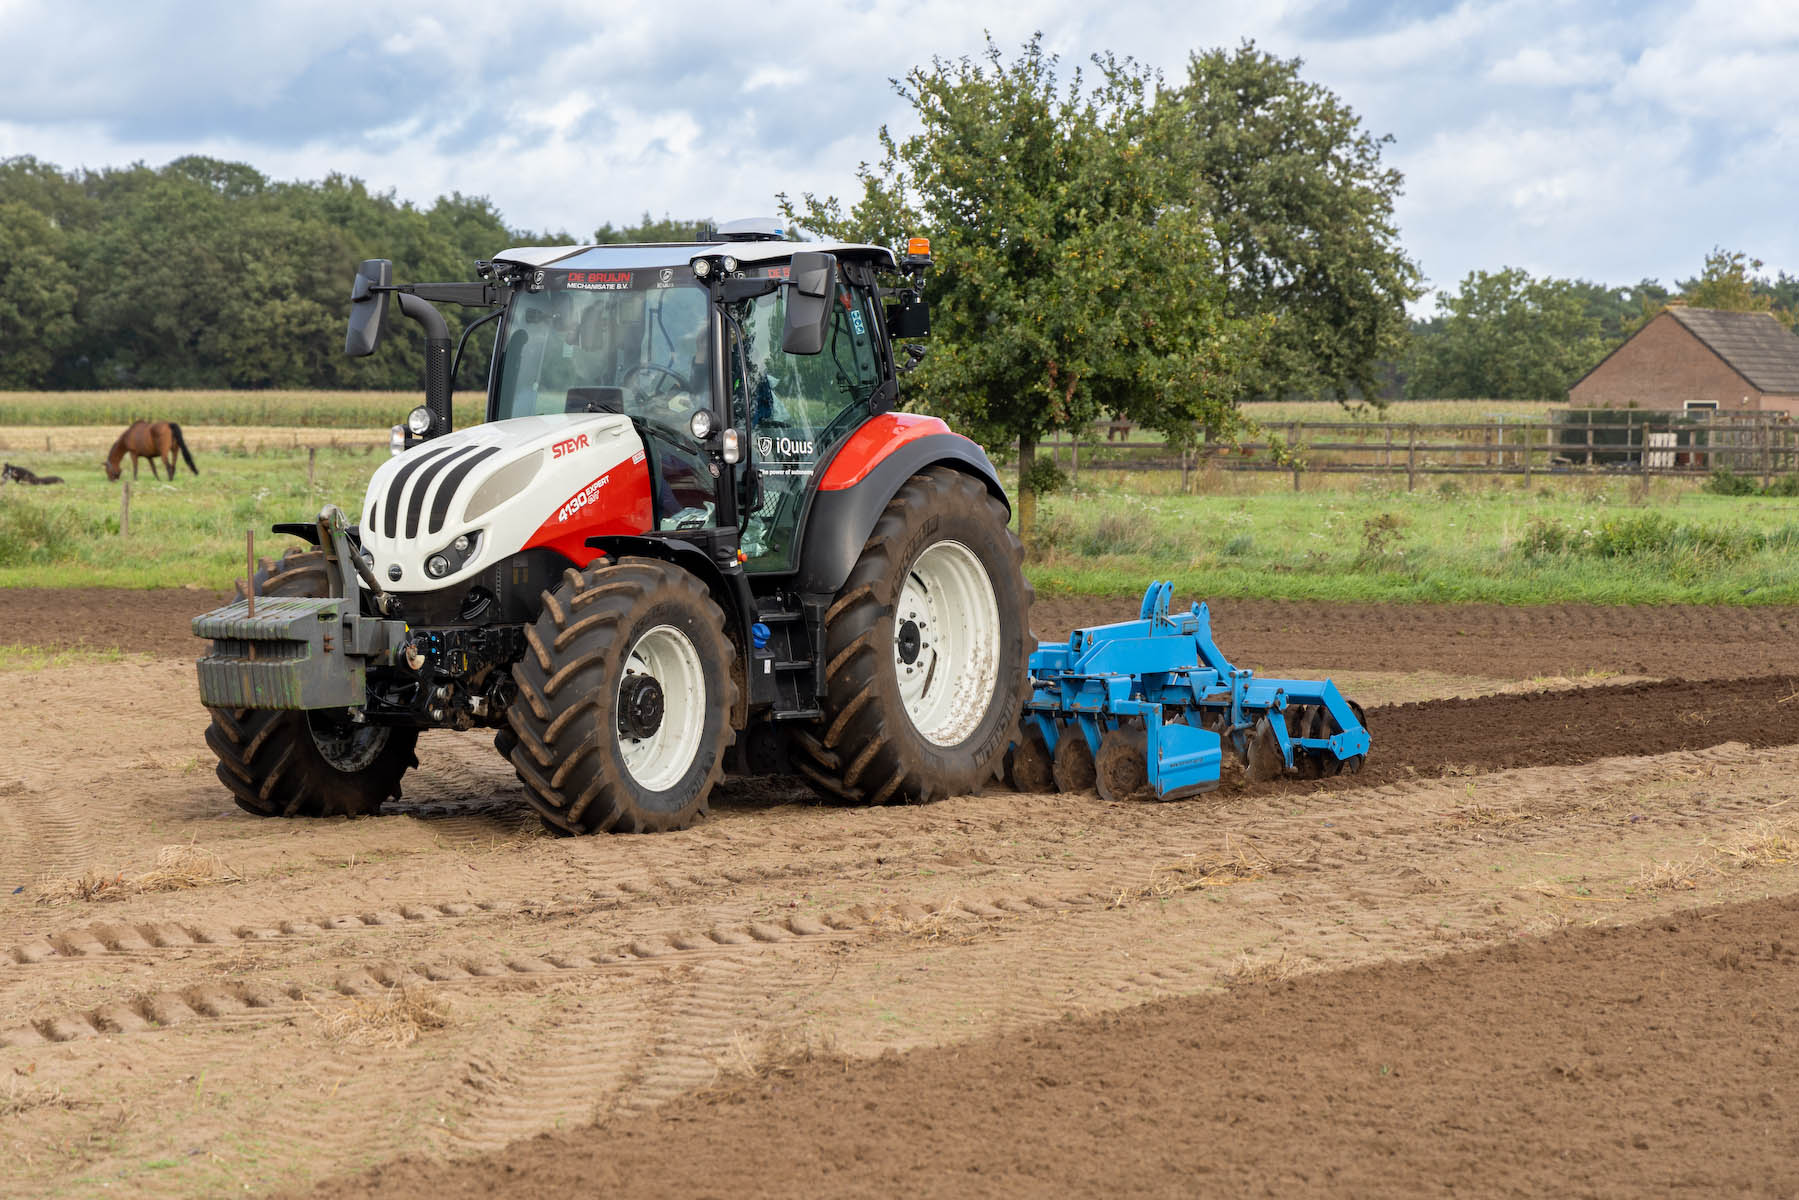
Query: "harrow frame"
1023 583 1371 800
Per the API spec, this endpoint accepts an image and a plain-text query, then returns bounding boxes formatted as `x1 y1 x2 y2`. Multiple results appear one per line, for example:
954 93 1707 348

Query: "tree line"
1402 248 1799 402
0 155 709 392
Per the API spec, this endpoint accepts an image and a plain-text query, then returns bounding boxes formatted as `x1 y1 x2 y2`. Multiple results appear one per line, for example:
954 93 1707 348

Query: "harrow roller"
1017 583 1372 800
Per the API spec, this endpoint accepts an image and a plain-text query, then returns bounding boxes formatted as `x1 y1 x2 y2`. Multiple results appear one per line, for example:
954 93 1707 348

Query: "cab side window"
736 278 884 570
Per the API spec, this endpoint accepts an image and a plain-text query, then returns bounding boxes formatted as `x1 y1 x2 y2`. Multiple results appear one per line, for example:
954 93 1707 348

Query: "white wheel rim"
617 624 707 792
894 539 1001 747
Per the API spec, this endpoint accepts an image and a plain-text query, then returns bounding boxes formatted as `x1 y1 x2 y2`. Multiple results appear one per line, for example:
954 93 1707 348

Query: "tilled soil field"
1 591 1797 1197
9 587 1799 678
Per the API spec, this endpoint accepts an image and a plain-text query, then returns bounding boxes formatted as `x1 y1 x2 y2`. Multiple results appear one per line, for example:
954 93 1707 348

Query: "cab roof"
491 241 896 272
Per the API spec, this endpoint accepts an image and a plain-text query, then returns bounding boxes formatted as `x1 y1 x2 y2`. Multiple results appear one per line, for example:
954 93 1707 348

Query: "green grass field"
0 391 1557 433
0 444 383 589
1029 470 1799 604
0 390 485 430
4 443 1798 603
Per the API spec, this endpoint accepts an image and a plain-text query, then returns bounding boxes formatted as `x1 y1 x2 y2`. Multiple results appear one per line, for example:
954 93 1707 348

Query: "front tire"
202 549 418 818
794 467 1033 805
506 558 736 834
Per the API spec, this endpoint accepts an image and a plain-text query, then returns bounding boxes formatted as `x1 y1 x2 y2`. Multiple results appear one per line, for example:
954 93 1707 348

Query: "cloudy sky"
1 0 1793 303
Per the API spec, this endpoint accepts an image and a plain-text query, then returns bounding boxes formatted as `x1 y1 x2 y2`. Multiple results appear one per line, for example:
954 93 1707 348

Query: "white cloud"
4 0 1799 297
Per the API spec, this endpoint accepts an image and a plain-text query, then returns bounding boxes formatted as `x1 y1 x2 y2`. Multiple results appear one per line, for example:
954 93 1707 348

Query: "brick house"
1569 307 1799 418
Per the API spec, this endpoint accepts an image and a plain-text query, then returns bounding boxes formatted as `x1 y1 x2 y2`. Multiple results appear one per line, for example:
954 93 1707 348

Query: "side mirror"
886 294 930 340
345 259 393 357
780 251 837 355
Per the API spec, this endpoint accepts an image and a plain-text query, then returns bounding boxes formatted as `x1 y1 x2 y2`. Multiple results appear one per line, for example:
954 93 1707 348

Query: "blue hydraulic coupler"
1011 583 1371 801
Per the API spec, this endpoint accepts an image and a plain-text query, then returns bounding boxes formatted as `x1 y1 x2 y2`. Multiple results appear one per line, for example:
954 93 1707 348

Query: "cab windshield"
490 273 712 441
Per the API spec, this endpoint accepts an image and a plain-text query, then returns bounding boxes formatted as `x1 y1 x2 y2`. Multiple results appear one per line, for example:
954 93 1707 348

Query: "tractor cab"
472 235 910 573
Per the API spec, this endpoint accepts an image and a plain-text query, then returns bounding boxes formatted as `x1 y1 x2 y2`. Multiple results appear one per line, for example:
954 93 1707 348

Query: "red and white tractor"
193 220 1034 833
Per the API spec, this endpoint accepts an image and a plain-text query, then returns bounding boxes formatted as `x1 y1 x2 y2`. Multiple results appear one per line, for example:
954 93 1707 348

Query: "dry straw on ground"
1112 835 1287 908
35 843 241 905
1716 822 1799 870
315 986 450 1048
1 1079 85 1118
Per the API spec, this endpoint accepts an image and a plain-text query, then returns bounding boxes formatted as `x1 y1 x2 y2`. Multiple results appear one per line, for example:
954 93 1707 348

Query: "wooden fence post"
1180 446 1191 493
118 478 130 537
1763 422 1774 490
1523 423 1533 485
1070 429 1079 488
1289 422 1301 492
307 446 317 489
1406 425 1417 492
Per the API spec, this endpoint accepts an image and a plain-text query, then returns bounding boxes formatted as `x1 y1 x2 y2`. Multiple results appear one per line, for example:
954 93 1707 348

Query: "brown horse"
103 420 198 481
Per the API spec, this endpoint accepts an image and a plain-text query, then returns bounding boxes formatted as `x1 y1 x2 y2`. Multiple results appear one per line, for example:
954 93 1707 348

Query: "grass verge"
1026 470 1799 604
5 445 1799 604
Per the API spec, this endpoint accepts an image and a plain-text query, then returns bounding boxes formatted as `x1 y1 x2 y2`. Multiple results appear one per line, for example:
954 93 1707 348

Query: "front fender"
795 422 1008 596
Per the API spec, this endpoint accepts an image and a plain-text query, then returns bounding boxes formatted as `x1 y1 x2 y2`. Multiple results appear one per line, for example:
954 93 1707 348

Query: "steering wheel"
621 363 691 397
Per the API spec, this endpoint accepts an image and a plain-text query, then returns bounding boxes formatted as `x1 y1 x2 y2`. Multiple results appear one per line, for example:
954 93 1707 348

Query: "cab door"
732 275 885 572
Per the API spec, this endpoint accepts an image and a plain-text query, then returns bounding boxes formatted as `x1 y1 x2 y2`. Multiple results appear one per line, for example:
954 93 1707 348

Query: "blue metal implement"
1023 583 1371 800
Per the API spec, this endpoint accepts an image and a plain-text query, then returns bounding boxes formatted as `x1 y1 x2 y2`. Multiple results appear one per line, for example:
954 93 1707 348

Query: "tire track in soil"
17 741 1785 1051
8 723 1795 1043
436 983 662 1156
8 744 1796 1199
0 778 104 883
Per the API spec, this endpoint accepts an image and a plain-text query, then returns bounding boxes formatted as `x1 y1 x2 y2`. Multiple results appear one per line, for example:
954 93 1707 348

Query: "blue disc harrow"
1012 583 1372 801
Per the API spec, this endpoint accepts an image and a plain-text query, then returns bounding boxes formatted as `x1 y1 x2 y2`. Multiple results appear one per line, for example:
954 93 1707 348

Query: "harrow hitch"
1016 583 1370 801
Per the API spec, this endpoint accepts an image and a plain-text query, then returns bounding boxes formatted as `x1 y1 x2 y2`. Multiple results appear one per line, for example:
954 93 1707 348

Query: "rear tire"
202 549 418 818
793 468 1033 805
506 558 736 834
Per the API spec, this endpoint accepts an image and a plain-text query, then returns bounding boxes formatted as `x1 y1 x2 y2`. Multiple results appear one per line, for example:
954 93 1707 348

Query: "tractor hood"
358 413 652 593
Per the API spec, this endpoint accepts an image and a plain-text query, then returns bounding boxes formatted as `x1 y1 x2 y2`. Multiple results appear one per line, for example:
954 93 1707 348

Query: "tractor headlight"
721 255 739 274
407 406 434 436
425 530 480 581
691 258 712 278
689 410 714 440
389 424 406 456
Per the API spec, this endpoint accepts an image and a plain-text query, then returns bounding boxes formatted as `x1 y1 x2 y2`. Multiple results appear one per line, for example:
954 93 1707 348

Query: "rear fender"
796 426 1008 596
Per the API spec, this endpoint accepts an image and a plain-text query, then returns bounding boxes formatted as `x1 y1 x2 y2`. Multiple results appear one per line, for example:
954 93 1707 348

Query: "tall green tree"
593 212 712 243
1404 268 1608 400
782 37 1263 534
1157 42 1420 402
0 202 76 387
1680 247 1782 318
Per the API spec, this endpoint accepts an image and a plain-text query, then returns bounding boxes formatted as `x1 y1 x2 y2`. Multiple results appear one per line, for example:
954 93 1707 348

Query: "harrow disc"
1340 701 1369 775
1288 705 1324 779
1245 716 1284 783
1006 722 1055 793
1094 725 1149 803
1050 727 1097 794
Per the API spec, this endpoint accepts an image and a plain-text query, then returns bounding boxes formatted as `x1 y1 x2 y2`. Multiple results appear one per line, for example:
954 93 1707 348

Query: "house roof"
1667 307 1799 394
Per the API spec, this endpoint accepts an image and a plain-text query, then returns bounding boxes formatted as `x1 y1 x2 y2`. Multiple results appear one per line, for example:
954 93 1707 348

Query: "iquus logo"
759 436 814 458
